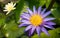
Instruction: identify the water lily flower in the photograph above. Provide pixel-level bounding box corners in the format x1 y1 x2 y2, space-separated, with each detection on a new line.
19 6 56 36
3 2 16 15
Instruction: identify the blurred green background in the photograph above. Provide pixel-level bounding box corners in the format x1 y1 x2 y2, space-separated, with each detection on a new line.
0 0 60 38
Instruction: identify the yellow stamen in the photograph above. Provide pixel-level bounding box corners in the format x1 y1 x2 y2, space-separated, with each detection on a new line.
30 14 43 26
6 5 15 11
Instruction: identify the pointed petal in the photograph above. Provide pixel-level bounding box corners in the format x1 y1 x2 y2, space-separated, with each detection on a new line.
44 18 55 21
14 3 16 6
36 26 41 35
3 10 8 11
21 12 30 19
38 6 42 14
21 12 30 17
27 8 33 15
19 23 28 27
11 2 13 5
33 6 36 14
41 27 49 36
31 26 36 35
44 25 55 29
20 19 27 22
6 11 10 15
13 8 16 10
41 8 46 15
20 20 30 24
29 29 31 36
21 14 30 20
43 11 51 18
25 25 32 31
45 22 56 25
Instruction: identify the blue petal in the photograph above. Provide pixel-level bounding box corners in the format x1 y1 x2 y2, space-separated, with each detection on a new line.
33 6 37 14
42 11 51 18
44 25 55 29
21 15 30 20
44 18 55 21
36 26 41 36
19 23 28 27
20 20 31 24
41 8 46 15
21 12 30 18
45 22 56 25
29 29 31 36
41 27 50 36
31 26 36 35
25 25 32 31
38 6 42 14
27 8 33 15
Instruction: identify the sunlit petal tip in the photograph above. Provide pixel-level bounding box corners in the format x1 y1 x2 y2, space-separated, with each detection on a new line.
33 6 36 12
38 6 42 9
13 8 16 9
14 3 16 6
6 12 10 15
3 10 7 11
38 6 42 14
27 8 33 15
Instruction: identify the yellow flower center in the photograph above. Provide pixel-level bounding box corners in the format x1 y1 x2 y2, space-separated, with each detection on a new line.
30 14 43 26
7 6 14 11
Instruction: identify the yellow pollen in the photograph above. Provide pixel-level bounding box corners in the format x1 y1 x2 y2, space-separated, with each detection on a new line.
7 6 14 11
30 14 43 26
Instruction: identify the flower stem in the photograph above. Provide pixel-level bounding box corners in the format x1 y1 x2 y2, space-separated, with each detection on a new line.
46 0 55 11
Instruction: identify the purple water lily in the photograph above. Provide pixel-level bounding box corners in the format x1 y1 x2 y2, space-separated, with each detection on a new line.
19 6 55 36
